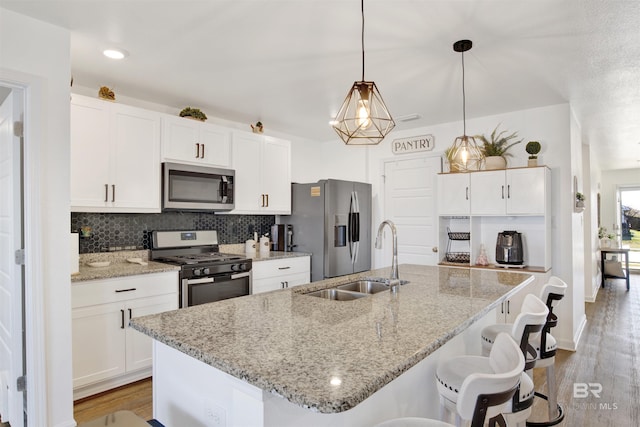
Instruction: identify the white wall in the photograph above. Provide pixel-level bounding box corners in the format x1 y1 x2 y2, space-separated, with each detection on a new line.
293 103 586 350
0 8 74 427
585 145 602 302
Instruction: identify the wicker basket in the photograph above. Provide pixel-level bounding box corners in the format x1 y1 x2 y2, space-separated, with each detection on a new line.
445 252 470 263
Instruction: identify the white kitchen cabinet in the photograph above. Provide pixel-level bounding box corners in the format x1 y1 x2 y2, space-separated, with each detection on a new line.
252 256 310 294
161 115 231 167
470 167 548 215
70 94 161 213
230 131 292 214
71 271 178 399
437 173 470 215
438 167 551 271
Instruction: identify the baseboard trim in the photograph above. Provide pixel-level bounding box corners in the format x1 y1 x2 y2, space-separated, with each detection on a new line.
73 369 151 401
557 313 587 351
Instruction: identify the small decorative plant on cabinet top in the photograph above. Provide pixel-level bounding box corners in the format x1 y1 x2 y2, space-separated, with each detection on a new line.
525 141 541 167
575 191 585 212
476 124 522 170
179 107 207 121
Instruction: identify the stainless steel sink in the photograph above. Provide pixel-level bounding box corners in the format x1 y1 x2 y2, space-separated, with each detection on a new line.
304 289 367 301
336 280 389 294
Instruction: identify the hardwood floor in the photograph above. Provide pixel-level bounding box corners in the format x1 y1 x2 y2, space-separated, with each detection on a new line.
73 274 639 427
74 378 152 425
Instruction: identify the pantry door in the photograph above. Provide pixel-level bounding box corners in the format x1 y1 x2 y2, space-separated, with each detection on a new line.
383 156 441 266
0 90 25 427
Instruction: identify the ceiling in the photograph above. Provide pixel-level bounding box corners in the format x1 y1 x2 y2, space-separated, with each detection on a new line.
3 0 640 170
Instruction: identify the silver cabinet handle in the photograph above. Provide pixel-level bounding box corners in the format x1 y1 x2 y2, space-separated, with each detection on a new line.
465 187 469 200
115 288 137 293
501 185 505 199
201 144 205 159
261 194 265 207
507 185 511 199
120 309 125 329
105 184 109 202
265 194 269 207
278 266 291 270
128 308 132 320
195 143 200 158
112 184 115 202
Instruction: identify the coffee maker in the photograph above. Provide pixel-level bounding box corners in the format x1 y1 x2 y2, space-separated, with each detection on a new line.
271 224 293 252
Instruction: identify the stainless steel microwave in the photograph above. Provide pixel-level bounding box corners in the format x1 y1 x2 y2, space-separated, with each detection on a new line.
162 162 235 211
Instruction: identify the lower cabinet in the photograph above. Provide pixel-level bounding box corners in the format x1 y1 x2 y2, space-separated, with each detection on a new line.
495 270 550 323
252 256 310 294
71 271 178 399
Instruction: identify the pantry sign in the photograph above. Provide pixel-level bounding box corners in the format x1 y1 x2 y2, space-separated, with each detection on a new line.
391 134 434 154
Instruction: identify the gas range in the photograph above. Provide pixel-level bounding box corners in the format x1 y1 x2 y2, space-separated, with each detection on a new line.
151 230 252 307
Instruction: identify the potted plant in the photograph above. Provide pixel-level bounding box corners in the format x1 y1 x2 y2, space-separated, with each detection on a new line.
525 141 541 167
179 107 207 121
598 226 615 248
476 125 522 170
444 146 459 173
575 192 586 212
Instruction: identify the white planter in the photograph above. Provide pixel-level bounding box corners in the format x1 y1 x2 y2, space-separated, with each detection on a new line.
600 238 611 248
527 158 538 167
484 156 506 170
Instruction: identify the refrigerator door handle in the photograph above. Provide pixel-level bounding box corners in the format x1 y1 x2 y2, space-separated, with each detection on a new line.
348 191 358 265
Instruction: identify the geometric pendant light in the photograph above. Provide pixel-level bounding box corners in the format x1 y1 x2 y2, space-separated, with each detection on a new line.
448 39 483 171
332 0 395 145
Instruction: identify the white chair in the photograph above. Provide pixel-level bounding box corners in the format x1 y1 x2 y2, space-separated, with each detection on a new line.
435 332 525 427
477 294 549 426
527 276 567 426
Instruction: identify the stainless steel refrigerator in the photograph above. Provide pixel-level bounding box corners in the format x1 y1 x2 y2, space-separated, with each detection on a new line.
286 179 371 282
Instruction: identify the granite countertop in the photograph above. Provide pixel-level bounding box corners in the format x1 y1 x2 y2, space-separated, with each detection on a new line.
72 250 180 282
129 264 533 413
219 243 311 262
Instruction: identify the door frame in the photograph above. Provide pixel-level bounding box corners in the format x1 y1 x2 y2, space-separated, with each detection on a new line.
1 76 47 427
376 153 443 268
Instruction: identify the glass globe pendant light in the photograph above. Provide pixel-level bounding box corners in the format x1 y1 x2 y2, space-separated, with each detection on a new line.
332 0 395 145
449 39 483 171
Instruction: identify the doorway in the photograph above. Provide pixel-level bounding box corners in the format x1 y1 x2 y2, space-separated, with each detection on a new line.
619 187 640 270
0 87 26 426
382 156 441 266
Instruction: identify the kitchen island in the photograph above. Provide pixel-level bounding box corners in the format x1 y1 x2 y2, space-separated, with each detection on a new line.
130 264 534 427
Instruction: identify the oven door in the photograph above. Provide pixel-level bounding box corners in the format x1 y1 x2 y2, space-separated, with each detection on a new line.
181 272 251 307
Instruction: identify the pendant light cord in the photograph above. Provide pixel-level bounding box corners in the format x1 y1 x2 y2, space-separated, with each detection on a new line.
461 49 466 136
361 0 365 81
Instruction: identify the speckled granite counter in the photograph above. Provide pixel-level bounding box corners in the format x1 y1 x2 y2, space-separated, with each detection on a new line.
130 264 532 415
219 243 311 262
72 250 180 282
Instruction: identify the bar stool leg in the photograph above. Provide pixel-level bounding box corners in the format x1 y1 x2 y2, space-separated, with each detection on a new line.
546 364 558 419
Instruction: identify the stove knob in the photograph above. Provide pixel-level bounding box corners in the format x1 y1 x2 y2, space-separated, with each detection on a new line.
203 268 210 275
239 264 247 271
230 264 238 271
193 268 202 276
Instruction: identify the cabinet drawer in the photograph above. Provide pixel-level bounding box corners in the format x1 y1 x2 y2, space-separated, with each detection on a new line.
72 272 178 308
252 256 310 280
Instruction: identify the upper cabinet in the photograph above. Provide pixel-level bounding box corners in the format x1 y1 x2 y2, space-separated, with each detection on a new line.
230 131 291 214
70 94 161 213
161 115 231 168
437 173 470 215
470 168 547 215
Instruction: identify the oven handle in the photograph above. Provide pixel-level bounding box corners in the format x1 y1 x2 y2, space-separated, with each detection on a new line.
231 272 251 280
186 277 215 284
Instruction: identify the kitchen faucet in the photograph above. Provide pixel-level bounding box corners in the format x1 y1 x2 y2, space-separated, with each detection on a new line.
375 220 399 292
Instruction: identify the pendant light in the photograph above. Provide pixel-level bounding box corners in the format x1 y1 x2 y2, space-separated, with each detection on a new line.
332 0 395 145
448 39 483 171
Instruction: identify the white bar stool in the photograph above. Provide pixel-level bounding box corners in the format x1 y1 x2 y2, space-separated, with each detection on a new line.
526 276 567 427
477 294 549 427
435 332 525 427
374 418 455 427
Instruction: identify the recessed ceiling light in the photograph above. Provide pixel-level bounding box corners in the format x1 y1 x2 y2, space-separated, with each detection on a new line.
103 48 128 60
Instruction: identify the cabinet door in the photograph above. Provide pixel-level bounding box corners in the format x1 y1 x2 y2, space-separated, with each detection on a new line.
231 132 263 212
252 277 284 294
470 170 506 215
506 168 546 215
72 301 126 388
111 104 161 212
70 96 111 210
199 123 231 167
261 137 291 213
437 173 470 215
125 293 178 372
161 116 201 164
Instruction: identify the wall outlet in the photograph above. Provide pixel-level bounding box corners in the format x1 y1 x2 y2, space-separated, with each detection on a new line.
204 399 226 427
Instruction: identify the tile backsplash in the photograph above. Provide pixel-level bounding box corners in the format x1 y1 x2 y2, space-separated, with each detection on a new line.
71 212 275 253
